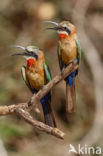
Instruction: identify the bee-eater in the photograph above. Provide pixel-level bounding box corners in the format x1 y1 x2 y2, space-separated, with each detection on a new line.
12 45 56 127
45 21 81 113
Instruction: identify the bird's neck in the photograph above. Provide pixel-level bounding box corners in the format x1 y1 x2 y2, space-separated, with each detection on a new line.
59 33 77 43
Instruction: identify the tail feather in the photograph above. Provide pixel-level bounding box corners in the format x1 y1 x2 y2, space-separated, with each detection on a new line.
66 80 76 113
41 95 56 127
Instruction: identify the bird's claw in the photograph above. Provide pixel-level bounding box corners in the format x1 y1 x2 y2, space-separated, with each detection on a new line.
61 68 65 75
72 61 75 66
71 60 77 66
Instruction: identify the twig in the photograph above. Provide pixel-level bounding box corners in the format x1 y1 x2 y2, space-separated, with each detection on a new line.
0 62 78 139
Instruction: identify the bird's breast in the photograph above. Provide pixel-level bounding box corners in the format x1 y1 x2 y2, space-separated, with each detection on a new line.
26 64 45 90
59 36 77 65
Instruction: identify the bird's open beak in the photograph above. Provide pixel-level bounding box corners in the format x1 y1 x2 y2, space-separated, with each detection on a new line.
11 45 28 57
44 20 61 30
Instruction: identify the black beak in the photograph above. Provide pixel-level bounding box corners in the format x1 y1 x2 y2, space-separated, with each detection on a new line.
11 52 28 57
44 20 61 31
46 27 60 30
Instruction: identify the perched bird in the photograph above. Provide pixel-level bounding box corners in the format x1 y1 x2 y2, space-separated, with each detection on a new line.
45 21 81 113
12 45 56 127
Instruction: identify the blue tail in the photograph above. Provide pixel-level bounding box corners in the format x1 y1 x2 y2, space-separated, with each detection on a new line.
63 58 78 86
65 70 77 112
40 92 56 127
31 88 56 127
63 58 78 112
40 92 51 118
66 70 77 86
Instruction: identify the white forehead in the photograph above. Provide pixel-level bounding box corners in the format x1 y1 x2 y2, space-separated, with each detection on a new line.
61 24 67 27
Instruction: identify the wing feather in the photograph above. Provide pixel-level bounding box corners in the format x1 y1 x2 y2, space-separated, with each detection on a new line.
76 39 82 65
21 66 37 93
43 62 52 83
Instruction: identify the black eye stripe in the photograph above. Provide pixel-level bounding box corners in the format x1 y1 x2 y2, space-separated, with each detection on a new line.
26 51 38 60
63 27 71 34
30 51 35 56
30 51 38 60
58 26 71 34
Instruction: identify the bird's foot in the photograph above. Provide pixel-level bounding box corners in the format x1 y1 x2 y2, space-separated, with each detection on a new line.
61 68 65 75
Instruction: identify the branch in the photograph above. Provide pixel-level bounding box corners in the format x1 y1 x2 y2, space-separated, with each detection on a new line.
0 103 27 116
0 103 39 116
16 108 64 139
0 62 78 139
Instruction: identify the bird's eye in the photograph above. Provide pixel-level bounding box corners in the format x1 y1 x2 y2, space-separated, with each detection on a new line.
30 51 34 54
63 27 71 34
64 27 67 30
30 51 36 56
31 51 38 60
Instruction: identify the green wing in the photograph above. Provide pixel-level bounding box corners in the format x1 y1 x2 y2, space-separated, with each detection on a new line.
57 44 63 70
76 39 82 65
21 66 33 92
43 62 52 83
43 62 52 98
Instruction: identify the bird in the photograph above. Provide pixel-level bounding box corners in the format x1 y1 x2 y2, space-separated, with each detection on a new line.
12 45 56 127
45 21 81 113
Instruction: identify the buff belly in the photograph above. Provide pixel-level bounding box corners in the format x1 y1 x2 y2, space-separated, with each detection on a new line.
59 38 77 65
61 46 77 65
26 70 45 90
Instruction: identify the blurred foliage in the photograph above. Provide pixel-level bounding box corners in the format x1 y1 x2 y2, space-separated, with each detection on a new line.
0 0 103 155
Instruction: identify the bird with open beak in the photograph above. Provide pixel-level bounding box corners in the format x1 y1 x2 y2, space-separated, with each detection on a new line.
12 45 56 127
45 21 81 113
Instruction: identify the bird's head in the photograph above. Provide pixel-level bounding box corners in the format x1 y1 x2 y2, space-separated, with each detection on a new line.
12 45 39 66
45 21 76 39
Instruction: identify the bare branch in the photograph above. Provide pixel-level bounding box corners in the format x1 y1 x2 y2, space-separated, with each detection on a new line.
0 103 27 115
16 108 65 139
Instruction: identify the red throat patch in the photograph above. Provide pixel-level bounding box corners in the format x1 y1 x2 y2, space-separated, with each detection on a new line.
27 59 35 66
59 33 67 39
